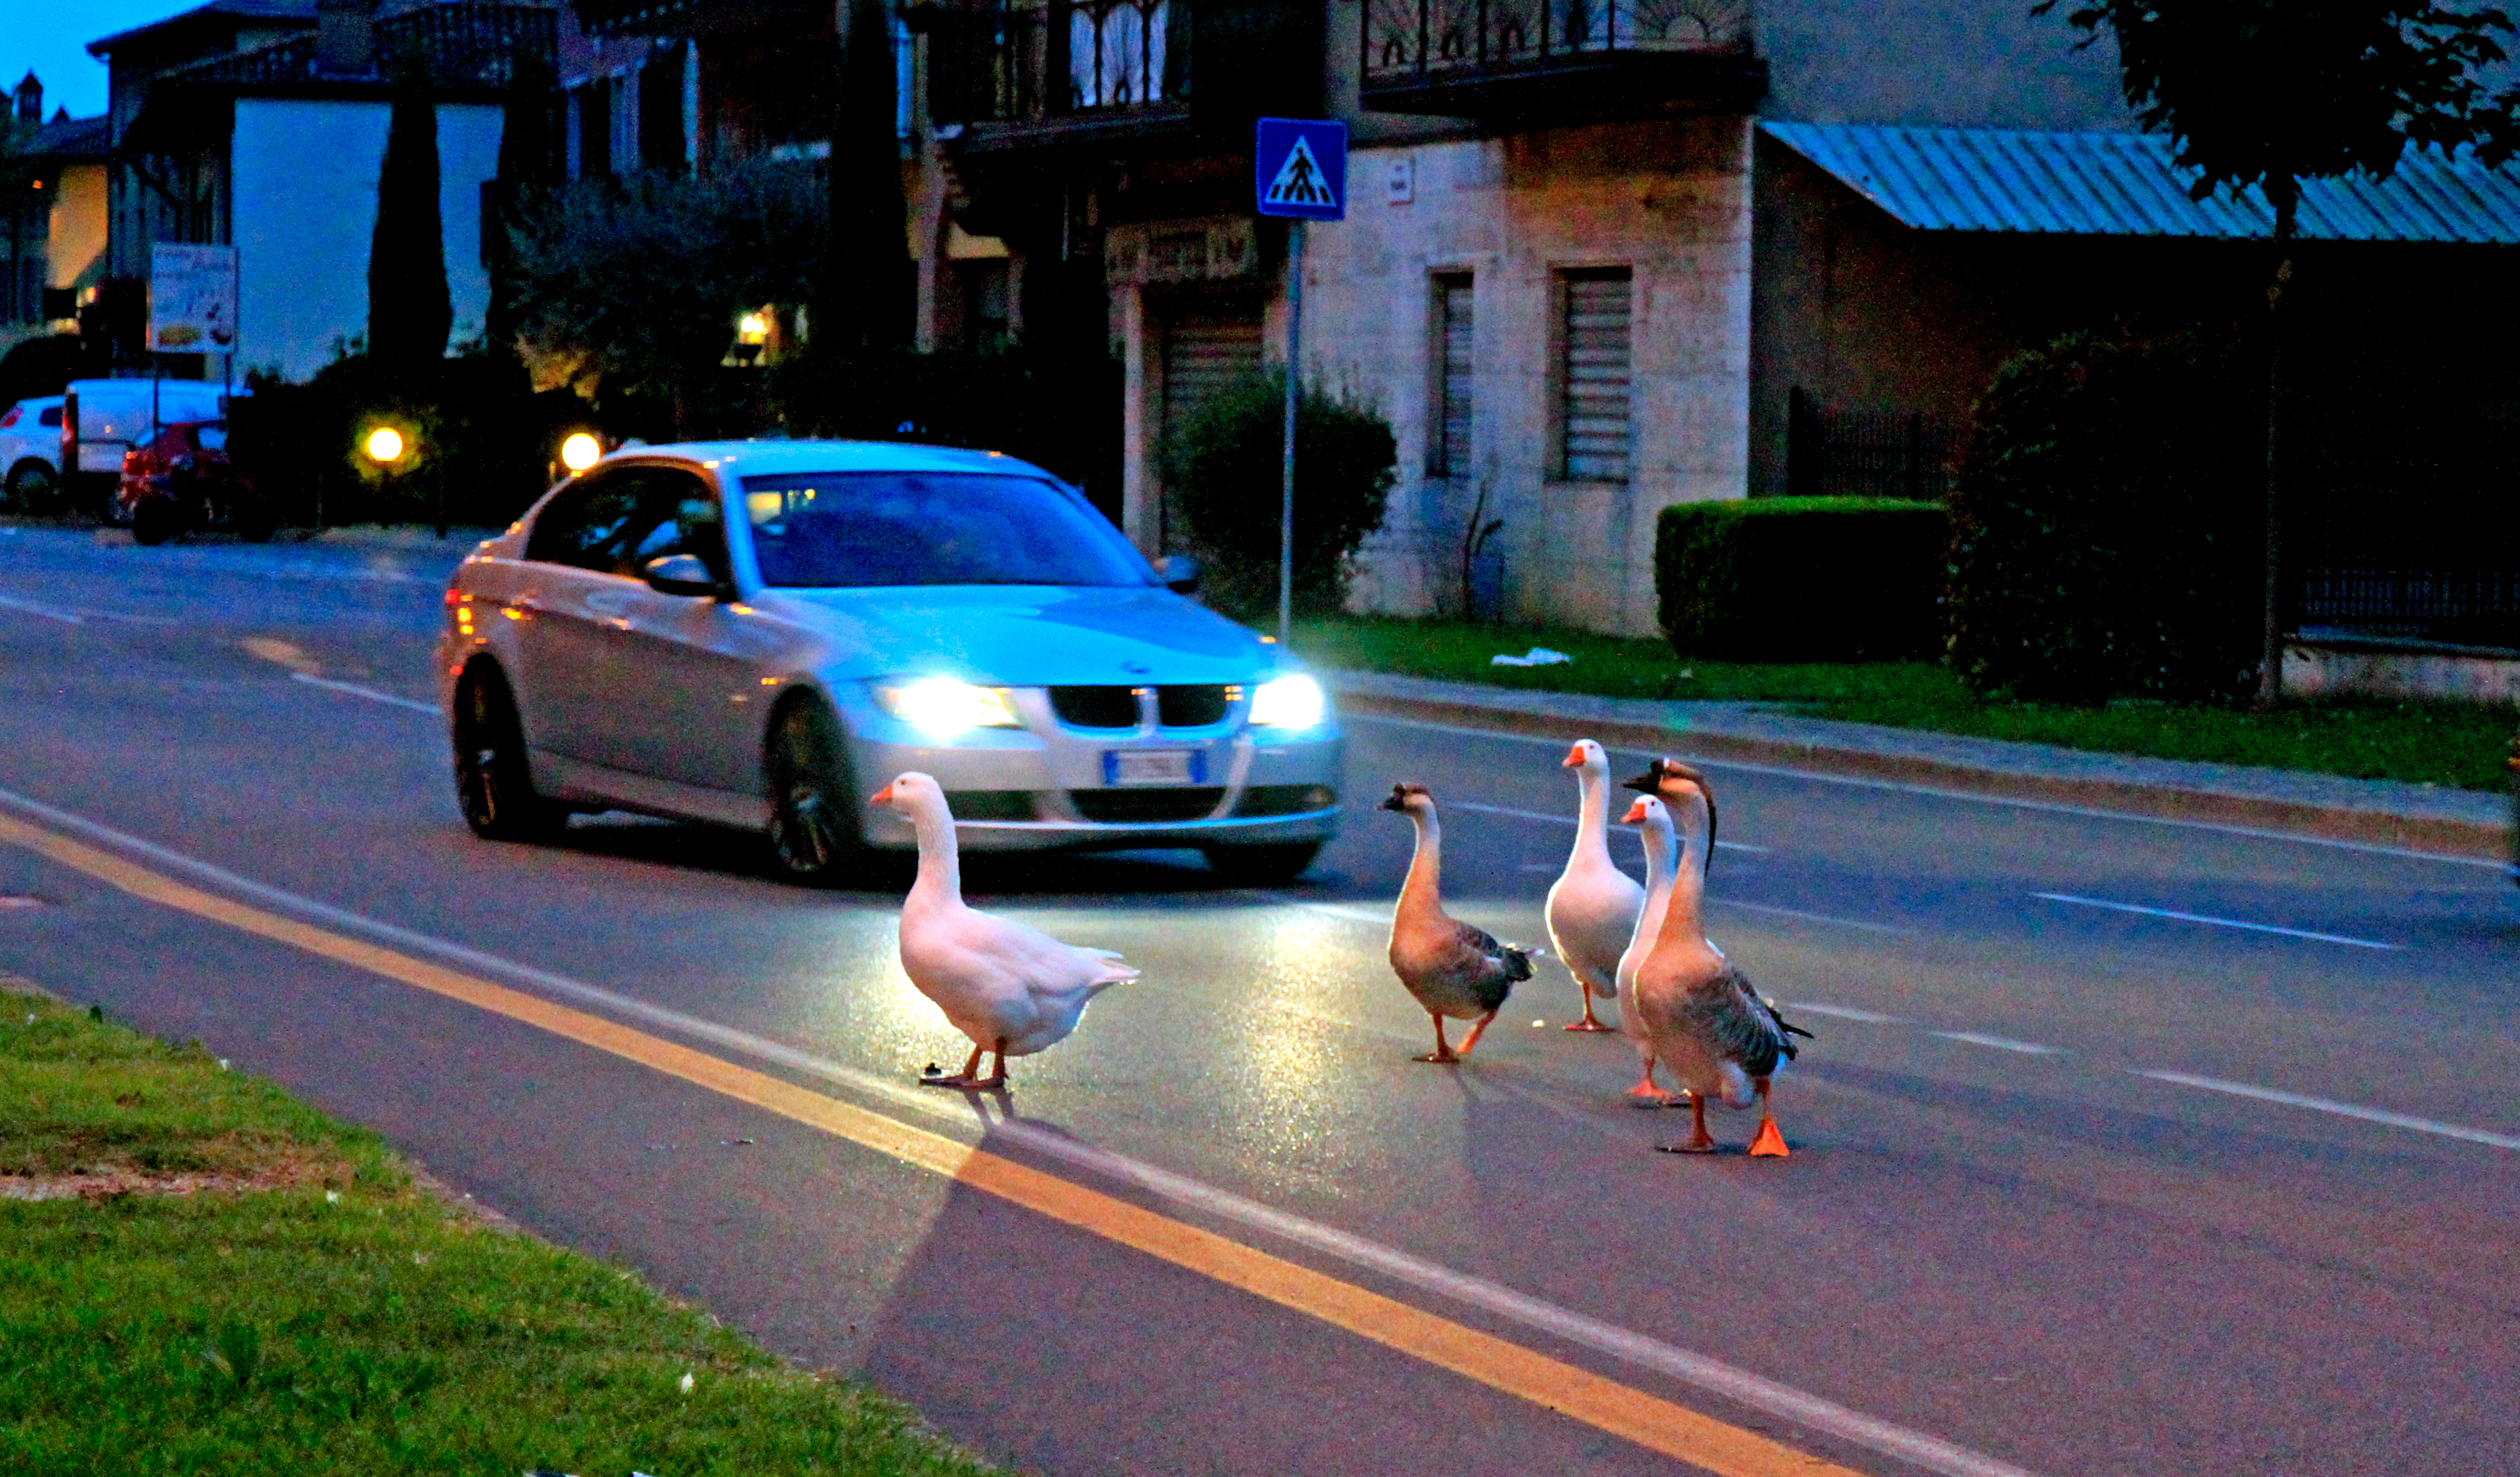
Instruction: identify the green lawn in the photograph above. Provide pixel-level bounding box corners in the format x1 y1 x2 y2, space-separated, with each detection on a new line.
1291 614 2520 793
0 983 999 1477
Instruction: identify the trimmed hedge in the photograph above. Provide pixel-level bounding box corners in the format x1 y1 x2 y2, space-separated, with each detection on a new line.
1945 330 2259 703
1655 496 1948 661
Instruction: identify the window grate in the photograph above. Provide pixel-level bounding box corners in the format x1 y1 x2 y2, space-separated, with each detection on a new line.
1431 274 1474 477
1559 268 1631 482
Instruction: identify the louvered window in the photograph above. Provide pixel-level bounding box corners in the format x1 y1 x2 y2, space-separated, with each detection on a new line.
1559 268 1632 482
1430 274 1473 478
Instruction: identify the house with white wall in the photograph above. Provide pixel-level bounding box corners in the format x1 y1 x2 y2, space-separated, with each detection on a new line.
86 0 552 382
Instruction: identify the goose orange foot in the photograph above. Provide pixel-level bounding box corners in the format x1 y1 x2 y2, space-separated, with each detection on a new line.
919 1041 1009 1090
1656 1097 1719 1153
1564 994 1616 1033
1625 1077 1680 1108
1747 1079 1790 1157
1412 1016 1461 1064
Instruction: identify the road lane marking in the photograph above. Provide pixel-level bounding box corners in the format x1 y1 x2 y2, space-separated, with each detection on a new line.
1450 800 1765 851
2133 1071 2520 1151
1347 714 2508 870
1931 1032 2065 1056
1785 1003 1905 1024
2031 893 2401 951
1716 899 1909 935
0 786 2042 1477
289 671 441 714
0 592 84 624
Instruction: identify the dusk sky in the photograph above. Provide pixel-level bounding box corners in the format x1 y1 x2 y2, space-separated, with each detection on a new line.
4 0 200 121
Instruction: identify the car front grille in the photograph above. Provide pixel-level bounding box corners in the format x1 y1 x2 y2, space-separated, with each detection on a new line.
944 790 1038 821
1156 684 1232 727
1049 685 1140 729
1233 784 1336 817
1068 787 1227 823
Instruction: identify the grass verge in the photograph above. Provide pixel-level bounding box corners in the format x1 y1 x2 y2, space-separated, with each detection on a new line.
1292 614 2519 793
0 980 999 1477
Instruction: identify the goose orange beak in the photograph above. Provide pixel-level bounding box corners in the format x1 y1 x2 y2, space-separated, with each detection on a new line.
1562 742 1586 767
1621 798 1650 824
869 783 896 804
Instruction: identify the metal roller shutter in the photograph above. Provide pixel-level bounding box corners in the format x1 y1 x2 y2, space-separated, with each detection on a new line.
1159 304 1265 451
1432 274 1473 478
1559 268 1631 482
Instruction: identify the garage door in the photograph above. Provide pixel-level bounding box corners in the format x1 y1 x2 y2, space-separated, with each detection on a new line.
1159 303 1265 452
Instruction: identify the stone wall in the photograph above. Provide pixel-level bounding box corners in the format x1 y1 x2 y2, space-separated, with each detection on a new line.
1302 116 1753 636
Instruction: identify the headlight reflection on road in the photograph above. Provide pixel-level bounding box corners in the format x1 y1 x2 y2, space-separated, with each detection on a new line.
875 678 1022 737
1250 674 1326 729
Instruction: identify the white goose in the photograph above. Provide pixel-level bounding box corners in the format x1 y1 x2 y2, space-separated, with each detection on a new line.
1626 763 1811 1155
1610 793 1683 1106
1381 782 1533 1063
1545 739 1645 1034
873 771 1138 1089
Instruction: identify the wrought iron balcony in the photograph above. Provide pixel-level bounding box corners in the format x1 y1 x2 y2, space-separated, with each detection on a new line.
1360 0 1764 118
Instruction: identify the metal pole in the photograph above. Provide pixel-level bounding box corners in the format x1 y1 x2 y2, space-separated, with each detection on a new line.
1278 218 1303 647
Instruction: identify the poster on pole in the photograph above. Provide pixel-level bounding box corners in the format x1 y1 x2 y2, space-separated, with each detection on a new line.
149 244 239 354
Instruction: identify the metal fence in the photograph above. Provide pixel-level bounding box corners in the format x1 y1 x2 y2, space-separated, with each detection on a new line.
1364 0 1750 79
2288 458 2520 647
1784 388 1956 503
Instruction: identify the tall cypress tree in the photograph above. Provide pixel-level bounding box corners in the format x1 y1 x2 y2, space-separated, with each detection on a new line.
819 0 911 358
369 53 453 373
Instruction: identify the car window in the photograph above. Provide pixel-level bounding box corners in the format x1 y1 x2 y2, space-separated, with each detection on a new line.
37 406 60 428
524 471 647 570
616 470 730 582
195 425 226 451
738 471 1150 588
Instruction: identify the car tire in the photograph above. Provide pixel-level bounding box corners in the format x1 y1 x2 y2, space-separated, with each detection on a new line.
452 664 566 844
3 459 56 513
764 696 866 886
1202 840 1325 886
129 498 178 546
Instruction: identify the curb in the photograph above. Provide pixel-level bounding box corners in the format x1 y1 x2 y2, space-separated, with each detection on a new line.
1328 679 2515 864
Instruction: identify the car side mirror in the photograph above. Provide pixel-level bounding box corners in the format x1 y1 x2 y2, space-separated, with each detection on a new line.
1152 553 1199 595
643 553 721 598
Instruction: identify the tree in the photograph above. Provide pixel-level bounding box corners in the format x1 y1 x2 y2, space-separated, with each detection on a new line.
2044 0 2520 705
821 0 912 357
368 55 453 374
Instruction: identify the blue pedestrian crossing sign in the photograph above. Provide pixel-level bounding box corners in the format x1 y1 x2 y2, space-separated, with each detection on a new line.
1255 118 1347 221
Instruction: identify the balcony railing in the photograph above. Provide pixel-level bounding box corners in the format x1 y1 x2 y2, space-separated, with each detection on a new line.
159 2 557 89
1361 0 1761 116
931 1 1185 129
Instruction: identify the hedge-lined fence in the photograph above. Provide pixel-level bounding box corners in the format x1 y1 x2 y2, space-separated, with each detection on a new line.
1655 496 1949 662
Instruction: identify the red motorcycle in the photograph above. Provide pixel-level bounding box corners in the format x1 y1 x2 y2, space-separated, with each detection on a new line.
117 420 275 546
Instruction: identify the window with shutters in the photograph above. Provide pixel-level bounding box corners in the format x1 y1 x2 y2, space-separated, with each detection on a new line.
1557 267 1632 482
1429 274 1473 479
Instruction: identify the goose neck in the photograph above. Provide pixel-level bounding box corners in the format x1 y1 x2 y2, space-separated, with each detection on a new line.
1570 765 1612 860
1655 792 1711 947
907 801 963 908
1398 810 1443 915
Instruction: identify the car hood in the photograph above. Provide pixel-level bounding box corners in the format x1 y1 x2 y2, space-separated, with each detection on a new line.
756 584 1283 685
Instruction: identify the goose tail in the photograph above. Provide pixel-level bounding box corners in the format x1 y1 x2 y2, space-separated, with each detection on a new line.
1500 945 1536 983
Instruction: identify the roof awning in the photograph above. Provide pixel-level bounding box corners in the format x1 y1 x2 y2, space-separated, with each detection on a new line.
1761 121 2520 244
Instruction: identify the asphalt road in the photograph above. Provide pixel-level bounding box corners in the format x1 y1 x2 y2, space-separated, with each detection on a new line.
3 523 2517 1477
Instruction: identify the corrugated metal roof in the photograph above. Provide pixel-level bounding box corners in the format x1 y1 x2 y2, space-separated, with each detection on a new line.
1761 121 2520 244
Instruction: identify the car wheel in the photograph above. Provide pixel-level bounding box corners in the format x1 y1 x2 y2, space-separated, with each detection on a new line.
452 664 566 843
1202 840 1325 886
3 460 56 513
764 697 865 884
129 498 178 546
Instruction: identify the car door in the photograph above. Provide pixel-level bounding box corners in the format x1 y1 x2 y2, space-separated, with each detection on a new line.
505 468 648 765
577 468 782 792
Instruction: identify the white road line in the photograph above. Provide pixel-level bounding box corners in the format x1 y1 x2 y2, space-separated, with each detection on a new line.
2135 1071 2520 1152
1346 712 2508 870
1282 899 1392 928
0 592 83 624
1932 1031 2065 1056
2032 892 2400 951
1716 898 1910 935
0 781 2044 1477
1784 1002 1906 1023
288 671 441 715
1448 799 1765 851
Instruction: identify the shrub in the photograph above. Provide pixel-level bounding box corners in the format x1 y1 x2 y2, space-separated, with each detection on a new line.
1157 370 1396 619
1654 496 1948 661
1945 330 2260 703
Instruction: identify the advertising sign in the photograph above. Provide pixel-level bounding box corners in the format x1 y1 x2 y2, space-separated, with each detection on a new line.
150 244 238 353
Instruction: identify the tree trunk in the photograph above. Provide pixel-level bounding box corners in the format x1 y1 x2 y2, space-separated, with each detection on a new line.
2253 192 2296 711
369 58 452 377
820 0 911 359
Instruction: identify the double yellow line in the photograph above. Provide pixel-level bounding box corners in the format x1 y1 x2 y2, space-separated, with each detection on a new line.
0 808 1870 1477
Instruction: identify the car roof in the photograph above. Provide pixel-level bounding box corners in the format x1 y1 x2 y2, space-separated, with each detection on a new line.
8 396 63 410
604 439 1062 483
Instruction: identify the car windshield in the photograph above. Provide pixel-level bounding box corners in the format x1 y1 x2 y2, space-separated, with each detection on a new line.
739 471 1150 589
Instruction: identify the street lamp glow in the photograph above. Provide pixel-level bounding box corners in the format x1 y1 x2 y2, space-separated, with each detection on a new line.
364 427 406 464
737 311 770 345
558 432 602 472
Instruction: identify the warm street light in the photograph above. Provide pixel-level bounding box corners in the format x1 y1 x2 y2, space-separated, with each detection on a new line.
738 312 769 344
364 427 406 465
559 432 603 473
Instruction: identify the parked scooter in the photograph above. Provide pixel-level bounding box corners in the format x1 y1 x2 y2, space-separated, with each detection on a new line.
117 420 275 546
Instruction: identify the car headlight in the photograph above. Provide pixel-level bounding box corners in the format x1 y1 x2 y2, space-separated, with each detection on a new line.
875 678 1022 737
1250 674 1326 729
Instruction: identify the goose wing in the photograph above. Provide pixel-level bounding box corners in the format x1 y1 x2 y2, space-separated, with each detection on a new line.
1692 966 1803 1078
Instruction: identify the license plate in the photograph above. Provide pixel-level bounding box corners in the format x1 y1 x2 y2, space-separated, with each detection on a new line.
1104 749 1200 786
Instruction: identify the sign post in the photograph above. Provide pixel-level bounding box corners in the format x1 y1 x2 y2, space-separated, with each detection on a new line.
1255 118 1347 647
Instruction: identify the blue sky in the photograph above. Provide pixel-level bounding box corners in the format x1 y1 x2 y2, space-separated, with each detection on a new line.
4 0 200 121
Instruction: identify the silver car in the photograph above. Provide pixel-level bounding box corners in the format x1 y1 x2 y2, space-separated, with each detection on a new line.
434 440 1342 883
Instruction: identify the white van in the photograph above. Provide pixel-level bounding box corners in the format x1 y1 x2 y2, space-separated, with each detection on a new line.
61 378 235 524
